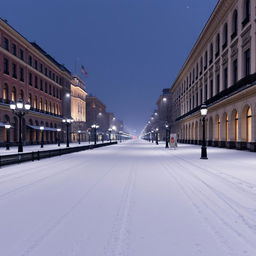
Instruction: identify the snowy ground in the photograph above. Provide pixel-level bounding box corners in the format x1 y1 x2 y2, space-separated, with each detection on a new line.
0 140 256 256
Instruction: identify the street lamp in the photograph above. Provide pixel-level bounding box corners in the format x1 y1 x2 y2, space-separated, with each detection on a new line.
78 130 81 144
151 130 154 143
91 124 99 145
200 104 208 159
40 126 44 148
165 122 169 148
62 118 74 147
4 123 11 150
10 100 31 152
57 128 61 147
155 128 159 145
112 126 117 141
108 128 112 143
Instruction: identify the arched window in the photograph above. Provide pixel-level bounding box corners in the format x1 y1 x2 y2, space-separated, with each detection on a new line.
11 87 16 102
45 100 48 111
225 115 229 141
3 83 9 101
246 107 252 142
217 117 220 141
19 90 24 100
232 10 238 38
243 0 250 26
39 98 43 110
235 112 239 141
34 96 38 109
223 23 228 49
29 93 32 104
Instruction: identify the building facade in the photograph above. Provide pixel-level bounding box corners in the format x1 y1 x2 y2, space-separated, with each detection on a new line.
70 76 87 142
0 18 72 146
170 0 256 151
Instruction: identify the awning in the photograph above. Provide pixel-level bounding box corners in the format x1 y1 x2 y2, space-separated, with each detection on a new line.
27 125 59 132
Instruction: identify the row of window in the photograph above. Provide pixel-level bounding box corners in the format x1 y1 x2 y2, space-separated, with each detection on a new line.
2 84 61 115
178 0 251 97
2 57 62 100
2 36 63 86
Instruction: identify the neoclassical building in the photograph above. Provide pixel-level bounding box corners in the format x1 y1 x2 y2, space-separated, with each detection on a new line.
70 76 87 142
171 0 256 151
0 18 72 146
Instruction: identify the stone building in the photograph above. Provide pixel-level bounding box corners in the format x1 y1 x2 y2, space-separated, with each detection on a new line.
0 18 72 146
170 0 256 151
70 76 87 142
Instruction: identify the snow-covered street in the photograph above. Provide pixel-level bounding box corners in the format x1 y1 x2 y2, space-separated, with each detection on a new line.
0 140 256 256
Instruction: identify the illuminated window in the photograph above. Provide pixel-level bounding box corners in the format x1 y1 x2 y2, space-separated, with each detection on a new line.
217 118 220 141
225 115 229 141
247 107 252 142
235 112 239 141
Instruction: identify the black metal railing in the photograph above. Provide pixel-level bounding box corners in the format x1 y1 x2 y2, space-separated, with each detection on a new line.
0 142 117 168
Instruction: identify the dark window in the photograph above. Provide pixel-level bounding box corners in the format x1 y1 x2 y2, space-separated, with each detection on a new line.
29 56 32 66
244 48 251 76
34 60 38 70
231 10 238 40
49 70 52 79
45 67 48 76
200 57 203 75
35 76 38 88
223 67 228 89
210 79 213 98
29 73 33 85
204 83 208 100
216 74 220 94
200 88 203 104
233 59 238 84
3 38 9 51
215 34 220 58
204 51 208 70
242 0 250 27
40 64 43 73
210 43 213 64
45 82 48 93
12 44 17 56
49 84 52 95
12 63 17 78
20 49 24 61
196 63 198 79
40 79 43 91
20 67 24 82
4 58 9 74
52 73 55 81
222 23 228 50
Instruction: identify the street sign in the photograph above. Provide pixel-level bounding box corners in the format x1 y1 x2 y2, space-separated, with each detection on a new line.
170 134 177 149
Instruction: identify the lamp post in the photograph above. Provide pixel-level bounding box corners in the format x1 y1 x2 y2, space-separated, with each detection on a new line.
4 123 11 150
57 128 61 147
155 128 159 145
108 128 112 143
10 100 31 152
88 131 91 144
151 130 154 143
78 130 81 144
200 104 208 159
62 118 74 147
165 122 169 148
91 124 99 145
40 126 44 148
112 126 117 141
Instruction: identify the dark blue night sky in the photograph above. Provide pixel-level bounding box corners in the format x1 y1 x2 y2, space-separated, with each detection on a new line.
0 0 217 134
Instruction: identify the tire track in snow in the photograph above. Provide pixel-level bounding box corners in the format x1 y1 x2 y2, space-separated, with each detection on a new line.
161 158 256 255
8 161 118 256
0 151 110 201
104 164 137 256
